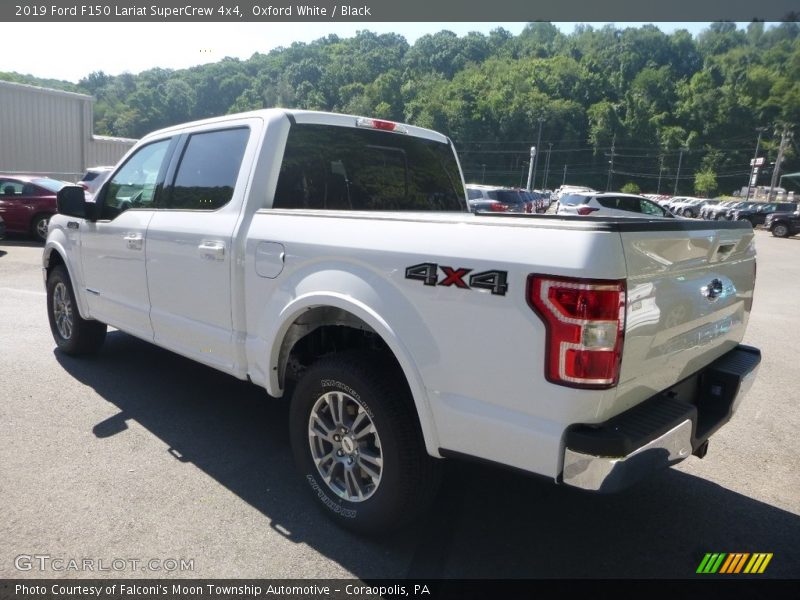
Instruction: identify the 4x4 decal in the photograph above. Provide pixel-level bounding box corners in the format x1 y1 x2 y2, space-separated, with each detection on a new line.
405 262 508 296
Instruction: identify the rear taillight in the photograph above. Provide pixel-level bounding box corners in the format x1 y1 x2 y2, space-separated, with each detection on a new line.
488 202 508 212
576 206 599 216
527 275 626 389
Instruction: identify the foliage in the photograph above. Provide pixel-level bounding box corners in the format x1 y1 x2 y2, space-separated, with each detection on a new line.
694 169 718 197
620 182 641 194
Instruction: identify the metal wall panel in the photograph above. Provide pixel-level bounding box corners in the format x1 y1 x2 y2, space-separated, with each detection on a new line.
0 81 136 181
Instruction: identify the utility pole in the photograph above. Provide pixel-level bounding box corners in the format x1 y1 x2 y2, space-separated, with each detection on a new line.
745 127 767 201
768 125 791 200
526 147 536 191
674 148 685 196
543 143 553 190
656 154 664 194
606 134 616 192
562 163 567 186
531 117 544 189
481 164 486 184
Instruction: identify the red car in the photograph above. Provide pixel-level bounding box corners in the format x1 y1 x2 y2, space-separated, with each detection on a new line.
0 175 70 242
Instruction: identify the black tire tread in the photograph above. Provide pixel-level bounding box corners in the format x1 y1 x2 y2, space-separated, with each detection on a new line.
47 265 106 355
290 350 441 534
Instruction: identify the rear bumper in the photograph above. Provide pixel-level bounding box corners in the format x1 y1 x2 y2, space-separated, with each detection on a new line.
562 344 761 492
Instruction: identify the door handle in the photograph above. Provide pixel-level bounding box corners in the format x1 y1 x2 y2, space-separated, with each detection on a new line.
198 240 225 261
123 232 143 250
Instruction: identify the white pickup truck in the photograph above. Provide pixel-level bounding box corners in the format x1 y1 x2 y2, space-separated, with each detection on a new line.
44 109 761 533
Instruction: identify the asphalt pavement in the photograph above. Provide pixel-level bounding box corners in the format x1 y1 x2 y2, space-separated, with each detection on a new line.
0 231 798 579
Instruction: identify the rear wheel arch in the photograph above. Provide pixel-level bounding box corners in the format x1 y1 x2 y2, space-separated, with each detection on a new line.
271 301 440 457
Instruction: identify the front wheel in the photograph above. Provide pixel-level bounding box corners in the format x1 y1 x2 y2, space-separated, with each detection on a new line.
684 209 695 218
46 265 107 355
32 214 51 242
772 223 790 238
289 352 441 534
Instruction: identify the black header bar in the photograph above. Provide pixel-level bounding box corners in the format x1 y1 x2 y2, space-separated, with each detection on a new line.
3 0 799 22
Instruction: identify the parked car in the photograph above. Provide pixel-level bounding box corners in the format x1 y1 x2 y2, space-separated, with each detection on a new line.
553 185 595 202
702 200 740 220
466 184 527 213
682 199 719 219
0 175 70 241
765 210 800 238
669 197 709 216
77 166 114 197
0 215 5 240
556 192 673 218
721 201 759 220
732 202 798 226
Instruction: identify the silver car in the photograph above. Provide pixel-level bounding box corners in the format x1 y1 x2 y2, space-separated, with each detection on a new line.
556 192 673 218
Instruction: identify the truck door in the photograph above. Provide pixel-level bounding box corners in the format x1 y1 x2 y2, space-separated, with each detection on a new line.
80 139 173 340
145 125 252 372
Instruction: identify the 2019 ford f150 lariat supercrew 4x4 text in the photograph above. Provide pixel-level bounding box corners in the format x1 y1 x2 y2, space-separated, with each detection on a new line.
44 109 760 533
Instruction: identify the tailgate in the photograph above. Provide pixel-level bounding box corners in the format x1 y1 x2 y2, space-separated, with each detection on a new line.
614 221 756 414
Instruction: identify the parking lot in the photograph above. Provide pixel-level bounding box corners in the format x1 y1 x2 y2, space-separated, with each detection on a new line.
1 230 798 580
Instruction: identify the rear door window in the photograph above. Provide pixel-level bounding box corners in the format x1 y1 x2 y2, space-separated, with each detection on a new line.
164 127 250 210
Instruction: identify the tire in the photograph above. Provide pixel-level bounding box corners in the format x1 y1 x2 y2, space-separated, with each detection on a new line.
684 209 694 218
289 351 441 534
32 214 52 242
772 223 790 238
46 265 107 355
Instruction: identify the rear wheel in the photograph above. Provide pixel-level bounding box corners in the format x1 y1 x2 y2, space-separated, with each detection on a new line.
772 223 790 238
46 265 107 355
684 209 695 218
289 351 441 534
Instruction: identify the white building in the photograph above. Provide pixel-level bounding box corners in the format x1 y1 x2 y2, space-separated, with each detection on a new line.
0 80 136 181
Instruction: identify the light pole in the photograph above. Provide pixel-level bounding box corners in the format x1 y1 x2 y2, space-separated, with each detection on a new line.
745 127 767 201
526 146 536 191
519 161 529 189
606 133 616 192
562 163 567 186
481 163 486 184
657 154 664 194
543 143 553 191
673 148 685 196
531 117 544 189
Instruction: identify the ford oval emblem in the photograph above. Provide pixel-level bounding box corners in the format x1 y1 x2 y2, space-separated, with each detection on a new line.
701 278 724 302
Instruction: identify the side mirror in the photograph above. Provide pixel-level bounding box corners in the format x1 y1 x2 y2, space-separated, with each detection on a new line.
57 186 98 221
57 186 86 218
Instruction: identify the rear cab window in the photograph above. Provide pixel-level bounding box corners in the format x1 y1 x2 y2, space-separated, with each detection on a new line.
273 124 466 211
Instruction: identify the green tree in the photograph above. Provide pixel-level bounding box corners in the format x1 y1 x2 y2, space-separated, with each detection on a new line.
694 169 718 197
621 182 641 194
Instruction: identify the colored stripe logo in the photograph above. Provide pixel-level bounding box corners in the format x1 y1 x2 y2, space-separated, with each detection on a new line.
696 553 773 574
